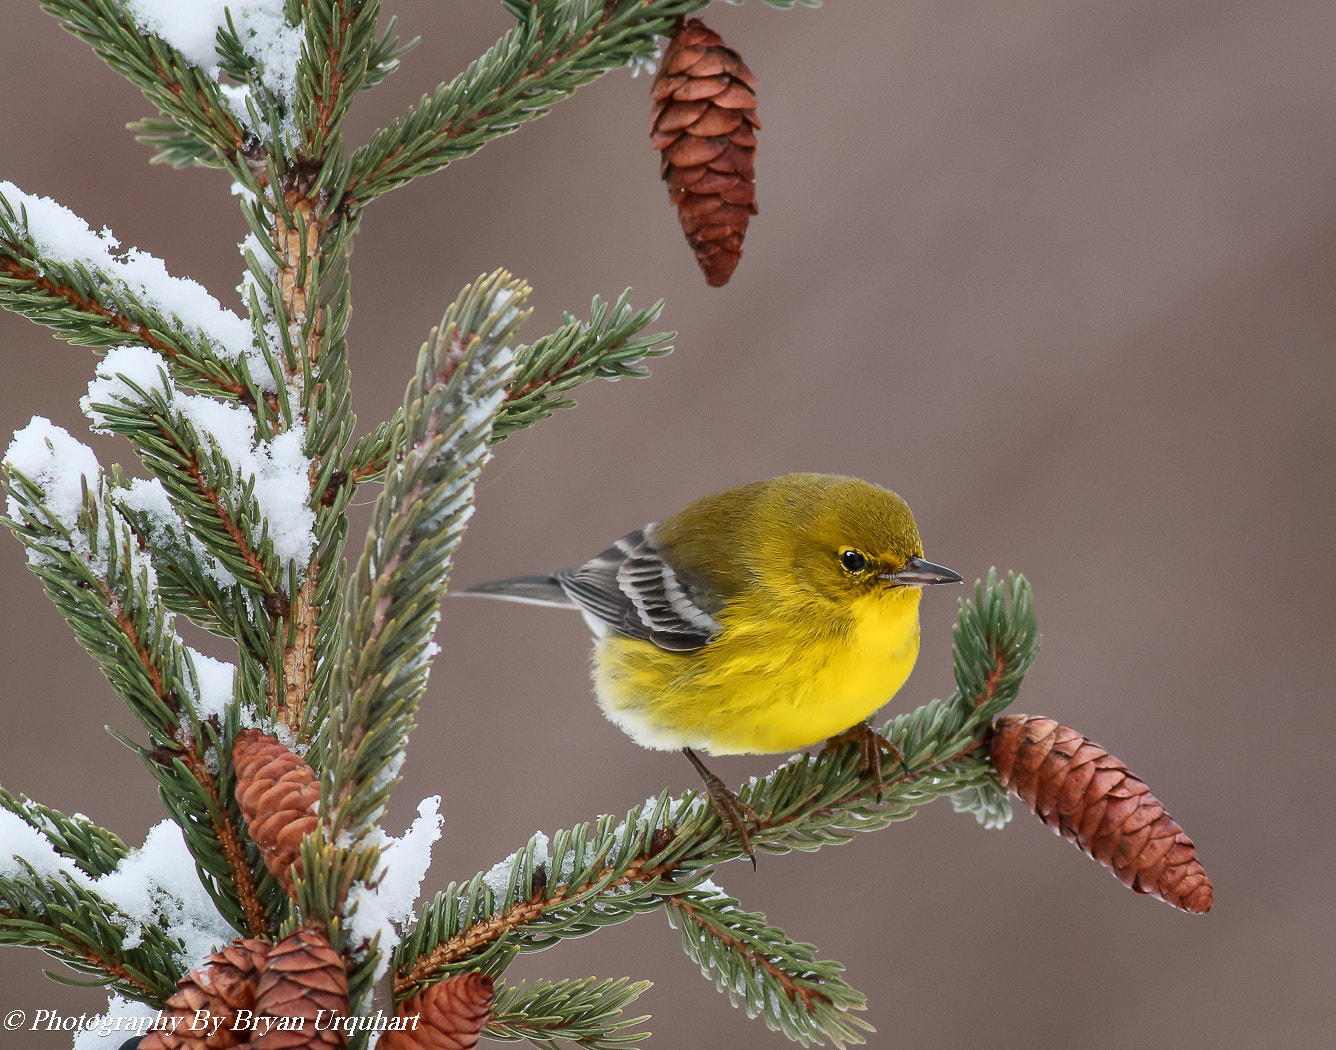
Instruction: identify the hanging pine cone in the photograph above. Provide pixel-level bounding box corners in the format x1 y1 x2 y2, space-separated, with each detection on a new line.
650 18 758 286
380 974 495 1050
252 926 350 1048
140 938 269 1049
233 728 320 894
990 715 1214 914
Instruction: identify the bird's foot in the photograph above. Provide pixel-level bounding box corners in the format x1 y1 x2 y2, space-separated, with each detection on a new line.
824 722 905 802
682 747 759 867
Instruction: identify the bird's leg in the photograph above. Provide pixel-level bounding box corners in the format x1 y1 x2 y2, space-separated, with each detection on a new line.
682 747 758 866
824 721 905 802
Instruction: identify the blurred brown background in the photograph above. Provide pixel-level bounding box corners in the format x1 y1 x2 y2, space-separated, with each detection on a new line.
2 2 1334 1047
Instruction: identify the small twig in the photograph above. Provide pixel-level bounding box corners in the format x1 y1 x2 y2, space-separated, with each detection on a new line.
155 422 278 597
0 257 248 397
95 572 268 936
0 911 162 997
664 895 828 1012
173 739 268 936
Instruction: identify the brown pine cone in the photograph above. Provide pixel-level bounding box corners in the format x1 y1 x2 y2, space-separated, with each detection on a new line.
990 714 1213 914
380 974 495 1050
233 728 320 894
141 938 269 1049
252 926 350 1048
650 18 759 286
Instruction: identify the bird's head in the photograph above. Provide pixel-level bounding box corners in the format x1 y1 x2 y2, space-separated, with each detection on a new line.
655 473 962 616
778 475 962 606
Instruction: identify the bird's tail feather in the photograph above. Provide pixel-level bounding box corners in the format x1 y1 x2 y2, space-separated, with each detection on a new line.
458 575 575 608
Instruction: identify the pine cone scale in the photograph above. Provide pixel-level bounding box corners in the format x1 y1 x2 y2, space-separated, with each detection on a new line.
254 927 350 1049
662 134 730 168
689 107 744 136
654 99 712 130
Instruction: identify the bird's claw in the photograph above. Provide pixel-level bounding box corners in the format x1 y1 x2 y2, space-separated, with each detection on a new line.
683 747 759 866
824 722 906 802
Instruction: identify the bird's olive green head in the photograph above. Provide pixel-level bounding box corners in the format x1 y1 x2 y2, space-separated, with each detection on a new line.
656 473 961 613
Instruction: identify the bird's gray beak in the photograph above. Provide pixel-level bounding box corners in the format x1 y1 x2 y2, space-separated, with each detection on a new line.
880 556 964 587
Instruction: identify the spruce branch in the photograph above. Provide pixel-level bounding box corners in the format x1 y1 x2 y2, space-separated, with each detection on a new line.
344 290 673 481
342 418 400 484
80 362 291 607
495 290 674 442
2 438 267 937
0 791 128 881
486 976 653 1048
343 0 705 207
320 271 527 847
128 114 227 169
393 802 699 994
295 0 384 157
0 184 256 398
41 0 249 162
0 809 245 1001
665 885 872 1049
0 866 177 1001
113 476 268 651
153 714 271 939
232 176 358 729
4 450 194 744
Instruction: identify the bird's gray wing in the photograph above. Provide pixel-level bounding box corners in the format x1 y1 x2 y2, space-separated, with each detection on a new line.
555 527 721 651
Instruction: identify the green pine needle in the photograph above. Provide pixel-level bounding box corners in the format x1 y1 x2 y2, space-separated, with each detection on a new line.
488 976 653 1048
666 884 872 1048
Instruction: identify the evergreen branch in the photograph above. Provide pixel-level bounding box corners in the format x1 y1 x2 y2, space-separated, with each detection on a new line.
950 774 1013 830
487 976 653 1048
156 721 270 938
2 443 266 937
40 0 249 161
393 801 697 994
397 574 1039 995
0 254 248 396
296 0 382 157
231 184 356 732
665 886 871 1049
494 291 674 442
113 476 269 651
362 15 417 91
342 419 398 483
0 187 255 398
290 832 384 984
82 357 304 605
0 864 181 1001
4 460 187 743
341 290 672 480
127 114 225 169
0 790 128 880
343 0 703 206
321 271 527 845
233 170 355 441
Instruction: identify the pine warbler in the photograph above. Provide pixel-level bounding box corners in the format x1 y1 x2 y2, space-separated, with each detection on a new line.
466 472 961 857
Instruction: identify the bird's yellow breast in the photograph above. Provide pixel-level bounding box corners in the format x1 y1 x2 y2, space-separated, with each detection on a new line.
591 587 923 754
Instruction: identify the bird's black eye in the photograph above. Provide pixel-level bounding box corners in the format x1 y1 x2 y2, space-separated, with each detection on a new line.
839 549 867 573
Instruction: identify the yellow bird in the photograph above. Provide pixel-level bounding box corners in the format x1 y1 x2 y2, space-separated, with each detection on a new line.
465 472 962 857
